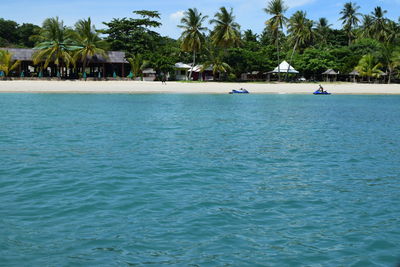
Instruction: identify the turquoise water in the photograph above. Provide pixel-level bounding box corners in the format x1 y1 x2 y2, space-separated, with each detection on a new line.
1 94 399 266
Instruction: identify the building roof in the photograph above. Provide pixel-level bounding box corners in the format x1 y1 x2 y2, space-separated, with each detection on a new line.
0 48 128 63
174 62 192 69
142 68 156 74
190 65 213 72
270 61 299 74
322 69 338 75
349 70 359 76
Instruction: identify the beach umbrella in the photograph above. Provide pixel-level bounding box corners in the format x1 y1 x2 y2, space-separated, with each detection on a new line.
83 72 87 79
57 71 61 78
0 71 4 77
38 71 43 78
127 71 133 79
98 72 101 79
113 72 117 78
20 71 25 78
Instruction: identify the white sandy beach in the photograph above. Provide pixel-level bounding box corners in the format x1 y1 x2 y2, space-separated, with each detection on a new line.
1 80 400 94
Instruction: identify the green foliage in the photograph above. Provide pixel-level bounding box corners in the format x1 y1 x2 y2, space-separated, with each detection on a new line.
294 48 337 77
355 54 383 81
72 18 108 69
0 49 21 76
101 10 162 55
210 7 241 48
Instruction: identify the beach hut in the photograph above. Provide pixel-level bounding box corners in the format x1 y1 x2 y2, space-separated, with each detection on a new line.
142 68 157 81
349 70 359 83
322 69 338 82
174 62 192 80
267 61 299 81
0 47 128 78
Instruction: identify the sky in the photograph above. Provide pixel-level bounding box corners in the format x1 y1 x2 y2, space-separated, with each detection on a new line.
1 0 399 38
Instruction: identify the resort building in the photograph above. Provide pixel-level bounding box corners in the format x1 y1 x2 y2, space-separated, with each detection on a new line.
174 62 192 81
1 48 129 78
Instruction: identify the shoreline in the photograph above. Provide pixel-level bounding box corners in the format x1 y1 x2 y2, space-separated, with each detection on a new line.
1 80 400 95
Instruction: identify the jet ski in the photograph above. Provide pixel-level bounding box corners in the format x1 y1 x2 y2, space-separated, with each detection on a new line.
229 88 249 94
313 90 331 95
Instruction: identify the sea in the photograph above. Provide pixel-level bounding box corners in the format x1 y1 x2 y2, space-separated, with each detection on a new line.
0 93 399 266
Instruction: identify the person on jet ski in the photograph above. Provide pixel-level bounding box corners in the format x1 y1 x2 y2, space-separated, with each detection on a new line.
318 84 324 93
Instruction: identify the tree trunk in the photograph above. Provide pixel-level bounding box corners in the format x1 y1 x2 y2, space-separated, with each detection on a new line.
286 40 298 81
276 36 281 82
188 50 196 81
388 67 392 84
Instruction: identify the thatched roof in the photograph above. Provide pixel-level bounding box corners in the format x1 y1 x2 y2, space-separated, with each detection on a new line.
349 70 359 76
0 48 128 63
322 69 338 75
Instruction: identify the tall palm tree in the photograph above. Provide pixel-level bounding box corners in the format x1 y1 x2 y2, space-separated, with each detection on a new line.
315 18 332 45
127 54 148 80
210 7 241 49
381 45 400 83
264 0 288 81
72 17 108 77
178 8 208 80
359 15 374 39
370 6 388 42
287 11 314 79
339 2 361 46
0 50 21 77
355 54 383 82
32 17 80 77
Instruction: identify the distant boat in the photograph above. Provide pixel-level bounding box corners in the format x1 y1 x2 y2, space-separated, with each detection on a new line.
229 88 249 94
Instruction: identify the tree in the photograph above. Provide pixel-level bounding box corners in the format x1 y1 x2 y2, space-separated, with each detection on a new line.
0 18 19 46
264 0 288 81
359 15 374 39
102 10 162 56
339 2 361 45
381 45 400 83
210 7 241 49
127 54 148 79
72 17 108 75
18 23 41 47
0 50 21 77
355 54 383 82
202 49 232 81
315 18 332 46
370 6 388 42
32 17 79 76
287 11 314 79
178 8 208 80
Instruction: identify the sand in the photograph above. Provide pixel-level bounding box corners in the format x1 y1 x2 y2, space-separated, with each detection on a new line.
1 80 400 94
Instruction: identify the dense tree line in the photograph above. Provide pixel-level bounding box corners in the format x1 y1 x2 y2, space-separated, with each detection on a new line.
1 0 399 82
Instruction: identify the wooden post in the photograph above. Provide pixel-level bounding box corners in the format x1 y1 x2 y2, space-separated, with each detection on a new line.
121 63 125 78
103 63 106 78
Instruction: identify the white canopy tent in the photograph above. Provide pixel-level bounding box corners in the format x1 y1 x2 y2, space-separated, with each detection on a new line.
270 61 299 74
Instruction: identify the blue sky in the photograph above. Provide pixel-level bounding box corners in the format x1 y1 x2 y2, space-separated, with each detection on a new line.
1 0 399 38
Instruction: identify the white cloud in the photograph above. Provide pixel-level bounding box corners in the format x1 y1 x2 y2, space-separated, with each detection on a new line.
170 10 185 21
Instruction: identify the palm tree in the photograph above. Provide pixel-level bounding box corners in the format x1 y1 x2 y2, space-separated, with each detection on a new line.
339 2 361 45
315 18 332 45
355 54 383 82
359 15 374 39
178 8 208 80
0 50 21 77
264 0 288 81
381 45 400 83
287 11 314 79
210 7 241 49
127 54 148 80
370 6 388 42
32 17 80 77
72 17 108 77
